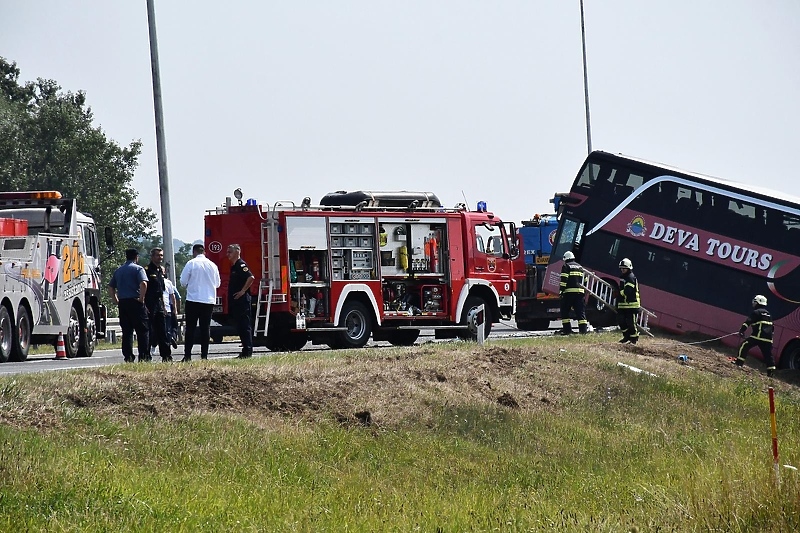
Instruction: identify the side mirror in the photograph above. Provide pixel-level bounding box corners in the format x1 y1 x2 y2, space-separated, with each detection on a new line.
104 227 114 255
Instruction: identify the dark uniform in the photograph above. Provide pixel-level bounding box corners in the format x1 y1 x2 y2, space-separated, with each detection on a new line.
617 270 640 344
559 259 588 334
736 302 775 375
229 257 255 357
145 262 172 361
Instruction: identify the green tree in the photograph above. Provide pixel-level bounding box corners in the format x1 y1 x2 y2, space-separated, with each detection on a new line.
0 57 157 315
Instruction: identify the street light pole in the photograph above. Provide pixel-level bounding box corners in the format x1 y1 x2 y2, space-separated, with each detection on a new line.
146 0 176 282
579 0 593 154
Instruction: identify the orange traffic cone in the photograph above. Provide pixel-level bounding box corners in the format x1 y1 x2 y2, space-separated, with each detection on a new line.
55 333 67 359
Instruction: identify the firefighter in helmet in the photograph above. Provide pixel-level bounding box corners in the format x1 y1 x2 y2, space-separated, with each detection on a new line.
736 294 776 376
559 251 588 334
617 258 640 344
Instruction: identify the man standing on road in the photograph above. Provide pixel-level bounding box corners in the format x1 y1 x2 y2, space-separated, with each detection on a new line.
108 248 150 363
179 244 220 362
145 247 172 362
559 251 588 335
227 244 255 358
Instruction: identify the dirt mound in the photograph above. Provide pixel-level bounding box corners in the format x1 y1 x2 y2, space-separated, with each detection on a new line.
2 335 796 431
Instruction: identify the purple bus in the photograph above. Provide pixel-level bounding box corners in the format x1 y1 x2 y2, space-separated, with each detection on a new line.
543 151 800 368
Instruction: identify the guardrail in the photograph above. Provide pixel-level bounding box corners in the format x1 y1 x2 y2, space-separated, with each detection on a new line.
104 315 186 343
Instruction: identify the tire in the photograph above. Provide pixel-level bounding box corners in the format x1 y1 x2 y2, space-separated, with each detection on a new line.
586 295 617 328
11 305 31 362
458 296 492 340
336 301 372 349
0 306 12 363
78 303 96 358
387 329 420 346
779 343 800 370
64 304 81 359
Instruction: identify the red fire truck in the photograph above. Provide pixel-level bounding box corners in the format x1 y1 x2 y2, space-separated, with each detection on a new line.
204 191 519 350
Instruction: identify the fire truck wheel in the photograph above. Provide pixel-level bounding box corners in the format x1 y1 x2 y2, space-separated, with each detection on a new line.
337 301 373 349
0 306 12 363
11 305 31 362
78 303 96 358
458 296 492 340
387 330 420 346
64 303 82 359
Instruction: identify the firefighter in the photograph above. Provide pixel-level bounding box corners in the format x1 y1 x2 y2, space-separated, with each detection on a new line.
736 294 776 376
227 244 255 358
617 258 640 344
559 251 588 334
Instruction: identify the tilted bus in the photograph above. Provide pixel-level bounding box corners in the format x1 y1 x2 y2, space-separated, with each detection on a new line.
542 151 800 369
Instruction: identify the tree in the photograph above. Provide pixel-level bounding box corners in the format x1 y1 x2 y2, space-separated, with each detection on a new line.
0 57 158 315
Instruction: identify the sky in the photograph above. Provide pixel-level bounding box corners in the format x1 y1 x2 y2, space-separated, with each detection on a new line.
2 1 799 242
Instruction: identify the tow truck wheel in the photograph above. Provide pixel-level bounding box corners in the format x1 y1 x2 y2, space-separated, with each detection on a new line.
11 305 31 362
64 303 81 359
458 296 492 340
0 306 12 363
387 330 420 346
78 303 96 358
336 301 372 349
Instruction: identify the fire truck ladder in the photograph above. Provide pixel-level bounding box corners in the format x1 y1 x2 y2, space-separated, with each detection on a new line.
254 219 281 337
581 269 656 337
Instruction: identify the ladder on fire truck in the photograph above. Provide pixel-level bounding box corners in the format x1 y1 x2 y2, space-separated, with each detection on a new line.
253 219 283 337
581 269 656 336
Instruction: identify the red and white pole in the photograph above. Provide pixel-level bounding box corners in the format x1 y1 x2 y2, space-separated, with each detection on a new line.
769 387 780 484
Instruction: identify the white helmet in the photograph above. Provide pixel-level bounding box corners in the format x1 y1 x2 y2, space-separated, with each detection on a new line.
619 258 633 269
753 294 767 306
563 251 575 261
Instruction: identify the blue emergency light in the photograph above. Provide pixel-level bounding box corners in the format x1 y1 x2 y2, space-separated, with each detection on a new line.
476 201 487 212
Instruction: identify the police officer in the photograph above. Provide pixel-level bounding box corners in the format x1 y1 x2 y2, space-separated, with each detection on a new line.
559 251 588 335
108 248 150 362
736 294 776 376
227 244 255 358
145 247 172 362
617 258 640 344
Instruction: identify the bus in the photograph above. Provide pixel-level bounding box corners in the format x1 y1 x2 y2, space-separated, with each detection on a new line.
542 151 800 369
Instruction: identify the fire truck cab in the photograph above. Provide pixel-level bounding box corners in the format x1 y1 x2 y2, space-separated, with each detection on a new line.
204 191 518 350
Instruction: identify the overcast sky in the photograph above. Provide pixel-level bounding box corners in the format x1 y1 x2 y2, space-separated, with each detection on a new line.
3 1 799 241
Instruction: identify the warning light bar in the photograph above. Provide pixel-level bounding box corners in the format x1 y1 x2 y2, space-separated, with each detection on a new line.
0 191 63 200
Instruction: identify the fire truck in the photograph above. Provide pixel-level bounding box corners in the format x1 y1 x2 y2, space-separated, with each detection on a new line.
204 190 519 350
0 191 111 362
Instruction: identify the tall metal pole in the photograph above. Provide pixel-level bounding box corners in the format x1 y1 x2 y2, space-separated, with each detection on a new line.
579 0 593 154
146 0 176 282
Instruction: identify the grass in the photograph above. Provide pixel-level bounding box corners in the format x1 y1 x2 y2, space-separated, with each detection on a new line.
2 333 800 531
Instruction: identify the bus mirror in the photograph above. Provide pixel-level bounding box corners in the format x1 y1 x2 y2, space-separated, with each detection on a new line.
104 226 114 255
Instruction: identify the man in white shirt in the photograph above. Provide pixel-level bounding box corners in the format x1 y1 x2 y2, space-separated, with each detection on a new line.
179 243 220 361
163 276 180 350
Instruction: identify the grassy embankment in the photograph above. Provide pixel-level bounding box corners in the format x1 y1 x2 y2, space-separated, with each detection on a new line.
2 332 799 531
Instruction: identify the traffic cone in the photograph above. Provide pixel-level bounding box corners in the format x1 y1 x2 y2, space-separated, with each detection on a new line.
55 333 67 359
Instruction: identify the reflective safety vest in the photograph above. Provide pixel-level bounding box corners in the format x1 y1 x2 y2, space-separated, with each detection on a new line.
740 307 773 343
617 271 640 310
560 260 585 295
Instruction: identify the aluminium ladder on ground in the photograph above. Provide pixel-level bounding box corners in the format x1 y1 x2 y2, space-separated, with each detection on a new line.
253 219 283 337
580 269 656 337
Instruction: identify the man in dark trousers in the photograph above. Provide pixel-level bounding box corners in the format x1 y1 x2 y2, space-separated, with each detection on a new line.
145 247 172 362
617 258 640 344
227 244 255 358
179 243 220 361
559 251 588 335
108 248 150 362
736 294 776 376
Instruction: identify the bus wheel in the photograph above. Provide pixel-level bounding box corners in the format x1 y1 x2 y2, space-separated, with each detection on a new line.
78 303 96 358
336 301 372 349
65 304 82 358
458 296 492 340
0 306 12 363
586 296 616 328
780 343 800 370
11 305 31 362
387 329 420 346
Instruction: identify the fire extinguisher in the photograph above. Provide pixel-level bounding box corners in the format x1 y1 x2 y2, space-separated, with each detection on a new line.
312 257 320 281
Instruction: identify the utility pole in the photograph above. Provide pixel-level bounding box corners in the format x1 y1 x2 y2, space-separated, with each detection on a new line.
579 0 593 154
146 0 176 282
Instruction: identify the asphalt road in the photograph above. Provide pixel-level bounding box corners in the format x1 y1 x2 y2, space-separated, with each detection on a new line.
0 320 561 376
